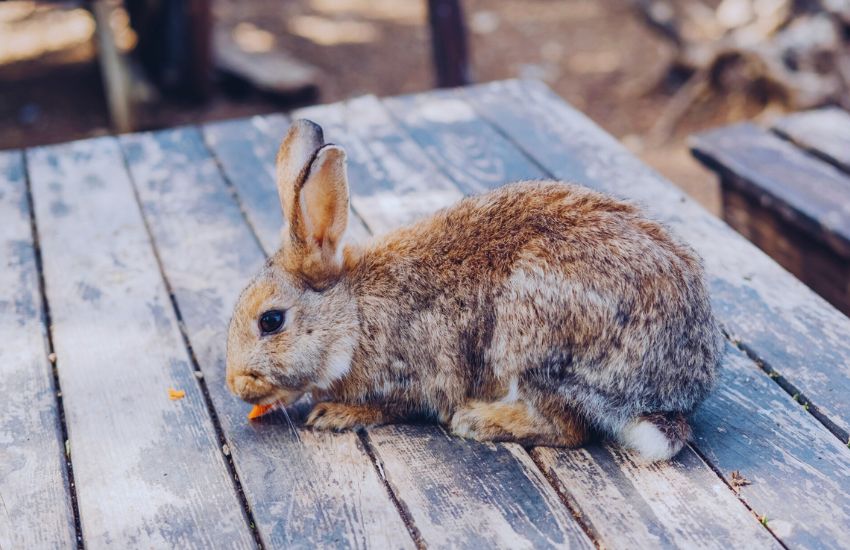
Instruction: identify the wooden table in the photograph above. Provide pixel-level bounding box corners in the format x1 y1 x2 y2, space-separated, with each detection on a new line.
3 80 850 549
692 108 850 317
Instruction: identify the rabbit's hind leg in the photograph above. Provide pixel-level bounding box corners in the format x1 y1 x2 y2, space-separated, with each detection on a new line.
449 400 588 447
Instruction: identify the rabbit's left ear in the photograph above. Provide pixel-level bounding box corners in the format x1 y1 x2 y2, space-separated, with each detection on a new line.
286 144 350 286
276 119 325 223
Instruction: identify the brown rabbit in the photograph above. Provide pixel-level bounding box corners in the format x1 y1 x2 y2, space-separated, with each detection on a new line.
226 120 722 461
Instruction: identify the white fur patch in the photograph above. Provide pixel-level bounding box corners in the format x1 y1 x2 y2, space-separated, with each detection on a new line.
315 338 355 389
619 419 680 462
501 377 519 402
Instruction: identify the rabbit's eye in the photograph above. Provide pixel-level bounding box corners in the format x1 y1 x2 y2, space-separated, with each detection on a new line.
258 310 285 335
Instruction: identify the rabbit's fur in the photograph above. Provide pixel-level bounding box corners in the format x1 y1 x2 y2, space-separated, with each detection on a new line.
226 120 722 461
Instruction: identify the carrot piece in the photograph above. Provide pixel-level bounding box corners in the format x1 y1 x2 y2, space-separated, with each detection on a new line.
248 403 275 420
168 388 185 400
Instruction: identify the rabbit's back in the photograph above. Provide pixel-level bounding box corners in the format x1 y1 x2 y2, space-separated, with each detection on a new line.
350 180 720 433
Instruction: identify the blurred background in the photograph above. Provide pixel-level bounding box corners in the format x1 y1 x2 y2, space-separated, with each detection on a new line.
2 0 849 215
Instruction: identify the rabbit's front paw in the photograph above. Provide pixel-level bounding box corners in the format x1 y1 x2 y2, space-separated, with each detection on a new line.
306 402 384 431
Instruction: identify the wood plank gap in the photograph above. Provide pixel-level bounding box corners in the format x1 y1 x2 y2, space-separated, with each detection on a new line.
379 97 500 196
732 336 848 445
685 441 789 549
197 128 273 260
114 142 264 550
770 126 850 178
21 149 85 550
526 452 603 549
465 91 850 450
771 108 850 175
355 430 426 550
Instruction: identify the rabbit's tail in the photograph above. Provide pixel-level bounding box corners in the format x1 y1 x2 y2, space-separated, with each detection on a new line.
617 412 691 462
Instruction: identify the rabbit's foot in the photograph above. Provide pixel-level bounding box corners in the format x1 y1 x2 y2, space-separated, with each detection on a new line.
306 402 385 431
450 400 587 447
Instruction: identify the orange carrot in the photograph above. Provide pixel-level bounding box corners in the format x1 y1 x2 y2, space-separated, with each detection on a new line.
248 403 275 420
168 388 185 400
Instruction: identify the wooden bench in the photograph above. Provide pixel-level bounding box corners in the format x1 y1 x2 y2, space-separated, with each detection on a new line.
691 108 850 316
3 80 850 549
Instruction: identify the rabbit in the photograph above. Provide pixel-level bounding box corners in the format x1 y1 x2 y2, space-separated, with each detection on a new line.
225 119 723 461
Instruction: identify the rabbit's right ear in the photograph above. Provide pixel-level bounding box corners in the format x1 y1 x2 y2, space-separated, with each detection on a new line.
276 119 325 224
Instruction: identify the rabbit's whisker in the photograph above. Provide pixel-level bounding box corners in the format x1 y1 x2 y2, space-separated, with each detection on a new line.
281 406 304 447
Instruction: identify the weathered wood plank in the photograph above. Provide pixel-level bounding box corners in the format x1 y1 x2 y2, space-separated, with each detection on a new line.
202 115 370 253
0 151 76 549
370 425 591 549
383 92 547 193
26 138 255 548
466 79 850 444
533 443 776 549
692 122 850 257
119 126 414 549
693 343 850 548
217 104 593 547
462 80 850 548
379 92 783 548
773 107 850 174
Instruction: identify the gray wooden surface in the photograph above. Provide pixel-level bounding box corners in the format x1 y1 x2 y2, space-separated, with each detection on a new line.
773 107 850 174
26 138 255 548
4 80 849 549
0 151 76 549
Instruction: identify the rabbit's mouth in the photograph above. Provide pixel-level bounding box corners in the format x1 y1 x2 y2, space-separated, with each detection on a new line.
228 370 303 406
258 387 303 407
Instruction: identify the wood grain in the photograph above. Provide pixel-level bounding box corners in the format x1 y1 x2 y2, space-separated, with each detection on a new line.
383 91 548 193
120 126 414 549
693 343 850 548
370 425 593 549
773 107 850 174
692 122 850 257
466 79 850 444
717 180 850 315
533 443 778 550
379 92 783 548
26 138 255 548
0 151 76 549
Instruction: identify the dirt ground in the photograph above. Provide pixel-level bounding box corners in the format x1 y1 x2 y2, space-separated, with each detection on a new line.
0 0 749 213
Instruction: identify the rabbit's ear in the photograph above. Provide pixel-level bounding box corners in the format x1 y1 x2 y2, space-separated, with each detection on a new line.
276 119 325 223
286 144 350 285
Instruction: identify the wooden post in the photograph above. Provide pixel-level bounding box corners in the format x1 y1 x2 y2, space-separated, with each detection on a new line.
427 0 470 88
125 0 212 100
93 0 134 132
